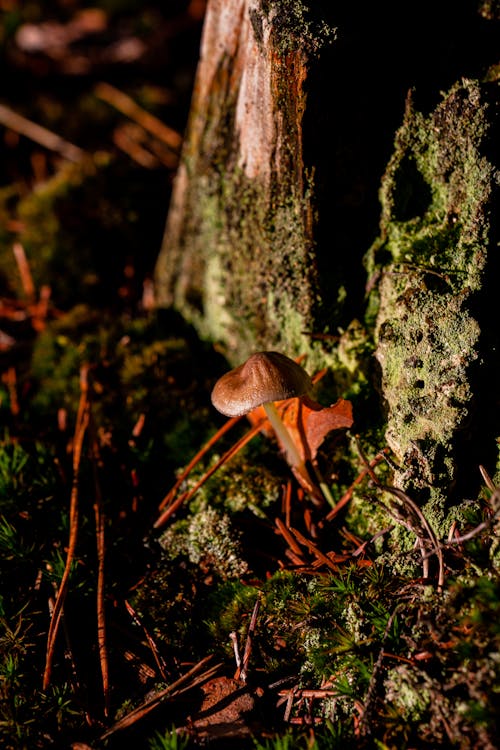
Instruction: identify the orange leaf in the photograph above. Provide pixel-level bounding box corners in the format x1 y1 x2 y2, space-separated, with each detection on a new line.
248 395 353 463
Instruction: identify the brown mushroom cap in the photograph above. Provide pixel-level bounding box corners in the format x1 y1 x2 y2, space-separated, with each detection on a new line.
211 351 313 418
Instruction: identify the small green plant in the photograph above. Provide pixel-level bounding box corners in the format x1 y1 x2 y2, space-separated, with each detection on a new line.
149 727 190 750
253 720 349 749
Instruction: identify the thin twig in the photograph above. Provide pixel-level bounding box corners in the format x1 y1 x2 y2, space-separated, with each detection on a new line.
383 485 444 591
237 596 261 683
439 498 500 546
321 450 388 525
12 242 36 302
479 464 497 493
359 604 402 737
100 656 221 739
229 631 242 673
125 600 169 681
289 526 340 572
2 367 19 416
355 437 444 590
89 423 110 717
43 367 89 690
0 102 86 162
154 420 264 528
157 415 243 511
94 82 182 153
275 517 306 557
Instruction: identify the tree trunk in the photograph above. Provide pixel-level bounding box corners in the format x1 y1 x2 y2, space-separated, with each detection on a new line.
155 0 336 370
366 79 499 514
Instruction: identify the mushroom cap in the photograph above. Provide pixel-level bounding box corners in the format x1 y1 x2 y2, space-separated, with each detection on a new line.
211 351 313 418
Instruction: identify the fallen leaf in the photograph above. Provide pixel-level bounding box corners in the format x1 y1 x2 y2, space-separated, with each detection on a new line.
249 395 353 463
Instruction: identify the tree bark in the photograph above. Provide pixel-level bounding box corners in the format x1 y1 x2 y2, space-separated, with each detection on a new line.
366 79 499 510
154 0 333 369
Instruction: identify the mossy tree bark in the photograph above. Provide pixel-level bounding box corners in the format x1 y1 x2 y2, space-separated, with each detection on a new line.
366 79 500 515
155 0 500 510
155 0 336 370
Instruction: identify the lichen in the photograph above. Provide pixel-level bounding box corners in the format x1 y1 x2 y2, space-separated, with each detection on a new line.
365 79 499 502
159 504 249 579
261 0 336 57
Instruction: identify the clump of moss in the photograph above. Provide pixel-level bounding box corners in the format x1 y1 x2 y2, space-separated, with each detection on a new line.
159 504 249 579
261 0 336 57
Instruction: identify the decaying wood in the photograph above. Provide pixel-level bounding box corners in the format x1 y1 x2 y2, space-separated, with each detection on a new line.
155 0 329 366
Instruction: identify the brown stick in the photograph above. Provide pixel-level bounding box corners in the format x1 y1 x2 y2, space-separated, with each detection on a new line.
154 420 263 528
95 82 182 152
100 656 221 739
289 526 339 572
43 367 89 690
125 600 168 681
0 103 86 162
12 242 36 302
322 451 388 524
236 596 261 683
90 428 110 716
158 415 243 511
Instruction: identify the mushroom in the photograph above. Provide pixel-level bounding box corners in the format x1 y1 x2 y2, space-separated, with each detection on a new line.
210 351 313 479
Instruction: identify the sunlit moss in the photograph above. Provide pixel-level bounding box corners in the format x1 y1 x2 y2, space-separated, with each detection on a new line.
365 79 497 506
159 504 249 579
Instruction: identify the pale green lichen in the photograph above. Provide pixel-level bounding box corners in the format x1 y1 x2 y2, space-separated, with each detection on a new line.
385 665 431 722
261 0 336 57
365 79 498 501
159 504 249 579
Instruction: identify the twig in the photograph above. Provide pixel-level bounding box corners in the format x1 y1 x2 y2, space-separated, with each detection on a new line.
358 604 402 737
0 102 86 162
125 600 169 682
157 415 243 511
282 479 293 527
46 574 80 693
12 242 36 302
43 366 89 690
236 596 261 683
479 464 497 493
383 485 444 590
439 497 500 546
321 451 388 526
100 656 221 739
154 420 264 528
94 82 182 153
275 517 306 557
89 423 110 716
229 631 242 673
2 367 19 416
355 438 444 590
289 526 340 572
112 124 161 168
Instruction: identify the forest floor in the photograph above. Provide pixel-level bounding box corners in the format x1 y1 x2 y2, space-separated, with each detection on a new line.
0 2 499 749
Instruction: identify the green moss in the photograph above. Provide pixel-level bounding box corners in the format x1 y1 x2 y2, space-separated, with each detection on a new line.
0 155 168 309
365 79 497 502
160 153 339 371
261 0 336 57
189 448 284 517
384 665 431 722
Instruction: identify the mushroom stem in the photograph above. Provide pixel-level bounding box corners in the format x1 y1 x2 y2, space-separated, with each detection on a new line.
262 402 336 508
262 401 305 472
